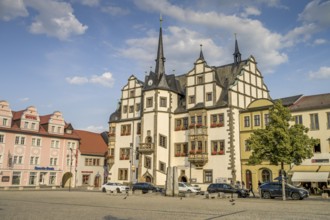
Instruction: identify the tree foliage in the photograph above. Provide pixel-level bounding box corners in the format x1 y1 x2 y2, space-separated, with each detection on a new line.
247 100 317 167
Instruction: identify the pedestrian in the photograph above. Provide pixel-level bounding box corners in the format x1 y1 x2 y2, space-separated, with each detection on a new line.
249 182 255 197
258 180 261 188
242 181 245 189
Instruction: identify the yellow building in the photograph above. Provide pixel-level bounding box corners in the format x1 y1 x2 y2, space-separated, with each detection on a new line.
239 99 291 192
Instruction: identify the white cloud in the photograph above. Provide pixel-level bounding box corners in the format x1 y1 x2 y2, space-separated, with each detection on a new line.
241 6 261 18
1 0 88 40
19 97 30 102
66 76 89 85
129 0 288 73
313 38 326 45
84 125 107 133
309 66 330 79
101 6 130 16
66 72 115 87
26 0 88 40
119 26 224 74
0 0 28 21
299 0 330 28
90 72 115 87
81 0 100 7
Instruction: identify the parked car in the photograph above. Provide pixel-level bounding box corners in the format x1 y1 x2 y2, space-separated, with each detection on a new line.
259 182 309 200
207 183 249 198
178 182 201 193
132 182 163 193
101 182 129 193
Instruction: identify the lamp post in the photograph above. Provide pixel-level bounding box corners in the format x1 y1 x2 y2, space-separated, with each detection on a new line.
68 147 73 192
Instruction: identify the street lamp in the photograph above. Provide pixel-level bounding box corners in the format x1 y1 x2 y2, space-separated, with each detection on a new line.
67 147 73 192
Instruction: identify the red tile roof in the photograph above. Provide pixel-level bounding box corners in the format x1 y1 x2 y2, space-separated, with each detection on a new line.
74 130 108 156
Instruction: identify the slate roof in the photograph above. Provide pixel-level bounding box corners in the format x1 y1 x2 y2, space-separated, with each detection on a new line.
289 93 330 112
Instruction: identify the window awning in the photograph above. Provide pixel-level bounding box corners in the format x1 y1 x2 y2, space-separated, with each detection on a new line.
291 172 329 182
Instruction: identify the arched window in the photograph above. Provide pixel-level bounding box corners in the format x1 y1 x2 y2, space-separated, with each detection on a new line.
261 169 271 182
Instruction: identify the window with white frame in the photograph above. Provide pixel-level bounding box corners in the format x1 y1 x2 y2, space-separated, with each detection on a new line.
13 156 23 164
310 113 319 130
67 141 76 150
30 156 39 165
24 121 28 128
51 140 60 148
12 171 21 185
29 172 37 185
3 118 8 126
244 116 250 127
159 134 167 148
15 136 25 145
294 115 303 125
204 170 213 183
254 115 260 126
31 122 36 130
49 172 56 185
264 114 270 126
0 134 4 143
50 158 58 166
32 137 41 146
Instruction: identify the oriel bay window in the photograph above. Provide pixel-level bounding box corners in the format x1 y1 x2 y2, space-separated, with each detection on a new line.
120 148 130 160
189 115 204 128
210 113 224 127
211 140 225 155
190 141 207 154
175 143 188 157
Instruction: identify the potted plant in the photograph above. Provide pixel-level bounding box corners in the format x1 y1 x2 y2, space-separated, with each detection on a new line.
189 124 195 128
189 150 196 155
211 151 217 155
196 150 202 154
218 150 224 155
181 152 186 157
211 123 217 128
217 122 224 127
175 152 181 157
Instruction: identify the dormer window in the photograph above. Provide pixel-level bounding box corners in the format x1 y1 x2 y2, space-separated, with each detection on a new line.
2 118 8 126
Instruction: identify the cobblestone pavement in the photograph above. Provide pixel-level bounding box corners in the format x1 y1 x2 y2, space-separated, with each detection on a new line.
0 190 329 220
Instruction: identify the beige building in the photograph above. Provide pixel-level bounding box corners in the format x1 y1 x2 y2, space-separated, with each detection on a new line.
289 93 330 189
107 19 270 189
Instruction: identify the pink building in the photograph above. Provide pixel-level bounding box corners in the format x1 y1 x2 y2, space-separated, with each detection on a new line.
0 101 80 188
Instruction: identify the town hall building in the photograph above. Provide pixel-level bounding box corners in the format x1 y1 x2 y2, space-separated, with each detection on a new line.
108 19 270 188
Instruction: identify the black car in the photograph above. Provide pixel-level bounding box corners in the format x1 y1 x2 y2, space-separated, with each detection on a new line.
207 183 249 198
259 182 309 200
132 182 163 193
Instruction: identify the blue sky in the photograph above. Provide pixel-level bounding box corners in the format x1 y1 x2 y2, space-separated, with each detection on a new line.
1 0 329 133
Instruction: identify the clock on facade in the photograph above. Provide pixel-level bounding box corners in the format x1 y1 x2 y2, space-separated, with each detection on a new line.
148 79 153 86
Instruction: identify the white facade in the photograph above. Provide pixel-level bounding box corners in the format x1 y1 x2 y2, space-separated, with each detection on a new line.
107 25 270 188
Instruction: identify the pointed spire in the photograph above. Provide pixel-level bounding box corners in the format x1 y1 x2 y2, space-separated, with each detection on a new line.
154 14 166 80
199 44 204 60
233 33 241 65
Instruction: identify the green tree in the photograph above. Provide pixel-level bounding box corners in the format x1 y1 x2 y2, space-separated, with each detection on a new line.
247 100 317 199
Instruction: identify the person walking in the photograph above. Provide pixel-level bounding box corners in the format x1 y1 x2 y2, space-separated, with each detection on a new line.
249 182 255 197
